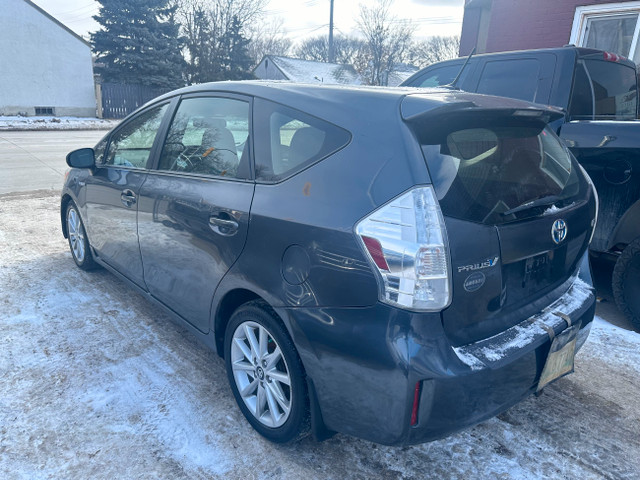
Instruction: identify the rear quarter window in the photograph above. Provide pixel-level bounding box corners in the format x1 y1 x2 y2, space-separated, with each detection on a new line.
253 99 351 182
414 64 464 87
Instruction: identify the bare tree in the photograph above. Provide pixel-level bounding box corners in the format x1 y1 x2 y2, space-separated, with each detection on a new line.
246 17 292 67
176 0 266 83
356 0 415 85
294 35 367 66
410 36 460 68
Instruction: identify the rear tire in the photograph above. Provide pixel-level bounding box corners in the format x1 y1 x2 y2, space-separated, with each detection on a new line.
66 202 97 271
224 301 309 443
612 238 640 332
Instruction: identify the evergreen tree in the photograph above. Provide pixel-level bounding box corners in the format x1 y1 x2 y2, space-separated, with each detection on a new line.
92 0 185 89
218 16 254 80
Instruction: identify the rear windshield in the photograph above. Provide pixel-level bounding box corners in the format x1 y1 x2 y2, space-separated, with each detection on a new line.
421 122 585 225
569 59 638 120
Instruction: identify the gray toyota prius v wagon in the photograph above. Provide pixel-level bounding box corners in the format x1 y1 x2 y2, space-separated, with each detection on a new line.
61 82 597 445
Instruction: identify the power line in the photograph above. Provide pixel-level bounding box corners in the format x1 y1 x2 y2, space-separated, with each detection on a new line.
49 1 97 16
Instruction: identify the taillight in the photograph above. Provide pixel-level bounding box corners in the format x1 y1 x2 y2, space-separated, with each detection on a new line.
355 186 451 311
603 51 625 62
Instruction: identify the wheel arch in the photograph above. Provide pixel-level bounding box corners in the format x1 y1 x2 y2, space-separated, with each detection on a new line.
608 199 640 251
60 193 74 238
213 288 262 357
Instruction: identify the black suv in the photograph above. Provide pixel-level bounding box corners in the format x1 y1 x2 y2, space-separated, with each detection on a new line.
62 82 597 446
403 47 640 331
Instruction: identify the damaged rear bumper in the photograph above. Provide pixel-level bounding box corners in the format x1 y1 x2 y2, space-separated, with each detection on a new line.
285 266 595 446
407 275 595 445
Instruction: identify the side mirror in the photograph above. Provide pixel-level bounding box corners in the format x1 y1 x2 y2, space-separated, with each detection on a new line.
66 148 95 169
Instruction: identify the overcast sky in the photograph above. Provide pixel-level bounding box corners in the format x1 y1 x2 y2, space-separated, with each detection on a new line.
30 0 464 42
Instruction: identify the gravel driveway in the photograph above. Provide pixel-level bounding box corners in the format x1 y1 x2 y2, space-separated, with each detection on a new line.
1 160 639 478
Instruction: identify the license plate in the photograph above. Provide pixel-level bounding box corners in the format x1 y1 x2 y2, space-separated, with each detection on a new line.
537 322 580 391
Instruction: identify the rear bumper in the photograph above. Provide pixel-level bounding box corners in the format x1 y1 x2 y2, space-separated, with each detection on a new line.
284 271 595 446
408 275 594 445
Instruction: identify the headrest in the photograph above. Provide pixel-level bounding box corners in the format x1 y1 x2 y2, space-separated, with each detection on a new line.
192 117 227 129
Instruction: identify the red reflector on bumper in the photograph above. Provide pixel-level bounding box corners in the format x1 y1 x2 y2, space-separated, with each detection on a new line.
411 381 421 426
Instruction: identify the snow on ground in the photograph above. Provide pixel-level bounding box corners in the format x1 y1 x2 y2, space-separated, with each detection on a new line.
0 116 120 131
1 190 639 479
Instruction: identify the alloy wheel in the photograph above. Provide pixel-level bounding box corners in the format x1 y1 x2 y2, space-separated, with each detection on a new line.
67 207 85 263
230 321 292 428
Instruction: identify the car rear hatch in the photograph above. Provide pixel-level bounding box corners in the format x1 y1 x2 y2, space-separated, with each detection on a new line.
402 93 597 346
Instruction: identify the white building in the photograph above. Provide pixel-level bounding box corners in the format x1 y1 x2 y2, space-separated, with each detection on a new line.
253 56 362 85
0 0 96 117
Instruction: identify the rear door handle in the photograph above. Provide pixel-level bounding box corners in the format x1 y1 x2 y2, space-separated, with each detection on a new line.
209 214 239 235
120 189 137 207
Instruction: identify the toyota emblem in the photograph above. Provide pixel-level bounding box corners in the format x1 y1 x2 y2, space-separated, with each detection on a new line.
551 219 567 244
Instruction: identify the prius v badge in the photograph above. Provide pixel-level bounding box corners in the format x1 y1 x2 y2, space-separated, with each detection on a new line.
458 256 499 273
552 219 568 244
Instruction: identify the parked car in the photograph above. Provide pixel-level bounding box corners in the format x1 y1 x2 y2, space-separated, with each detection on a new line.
61 82 597 446
402 46 640 331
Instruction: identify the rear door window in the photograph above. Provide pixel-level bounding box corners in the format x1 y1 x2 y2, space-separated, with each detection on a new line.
253 99 351 182
476 59 541 102
420 120 585 225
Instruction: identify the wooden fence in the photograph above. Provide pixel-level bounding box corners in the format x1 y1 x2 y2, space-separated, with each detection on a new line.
99 83 168 119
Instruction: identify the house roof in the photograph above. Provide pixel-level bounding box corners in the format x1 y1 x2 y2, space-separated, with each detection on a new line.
257 56 361 85
385 64 420 87
23 0 91 47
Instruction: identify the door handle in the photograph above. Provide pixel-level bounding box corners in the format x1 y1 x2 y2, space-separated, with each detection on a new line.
209 214 239 235
120 189 137 207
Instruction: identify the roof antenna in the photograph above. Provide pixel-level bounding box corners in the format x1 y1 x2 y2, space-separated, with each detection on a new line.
447 47 476 90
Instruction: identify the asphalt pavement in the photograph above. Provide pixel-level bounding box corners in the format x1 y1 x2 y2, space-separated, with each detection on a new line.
0 130 106 194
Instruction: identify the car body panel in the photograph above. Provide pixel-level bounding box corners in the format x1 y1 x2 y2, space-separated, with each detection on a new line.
83 167 148 287
137 173 254 333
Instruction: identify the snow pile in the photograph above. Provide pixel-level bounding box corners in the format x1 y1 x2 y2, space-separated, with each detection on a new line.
585 315 640 373
0 116 119 131
454 276 593 367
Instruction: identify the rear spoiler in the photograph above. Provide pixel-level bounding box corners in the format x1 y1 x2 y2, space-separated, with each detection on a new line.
401 91 565 125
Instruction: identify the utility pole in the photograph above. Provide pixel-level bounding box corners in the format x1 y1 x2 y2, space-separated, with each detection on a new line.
328 0 335 63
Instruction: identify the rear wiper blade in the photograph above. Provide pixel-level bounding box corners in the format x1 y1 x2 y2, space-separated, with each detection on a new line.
501 195 562 216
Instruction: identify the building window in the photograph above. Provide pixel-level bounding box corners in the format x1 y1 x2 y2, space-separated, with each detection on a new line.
570 1 640 63
35 107 55 116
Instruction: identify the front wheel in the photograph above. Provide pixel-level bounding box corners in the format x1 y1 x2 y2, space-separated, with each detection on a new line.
612 238 640 332
66 202 97 270
224 301 309 443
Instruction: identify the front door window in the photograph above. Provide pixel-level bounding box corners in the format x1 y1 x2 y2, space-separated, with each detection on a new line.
103 103 169 168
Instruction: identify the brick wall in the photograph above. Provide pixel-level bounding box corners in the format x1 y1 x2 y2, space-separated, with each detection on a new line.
461 0 630 55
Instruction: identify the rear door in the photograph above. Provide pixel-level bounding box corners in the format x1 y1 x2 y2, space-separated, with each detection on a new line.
137 94 254 333
84 102 170 287
415 113 595 345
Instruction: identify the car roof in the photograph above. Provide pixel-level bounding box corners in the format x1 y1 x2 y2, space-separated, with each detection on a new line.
137 81 562 130
402 46 637 82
